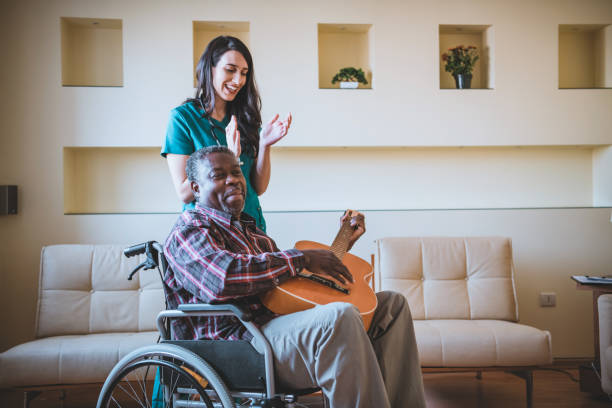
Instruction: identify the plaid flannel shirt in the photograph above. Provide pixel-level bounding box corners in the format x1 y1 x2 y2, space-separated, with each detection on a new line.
163 205 305 340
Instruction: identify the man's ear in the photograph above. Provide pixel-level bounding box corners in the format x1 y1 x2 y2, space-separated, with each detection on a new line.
191 181 200 198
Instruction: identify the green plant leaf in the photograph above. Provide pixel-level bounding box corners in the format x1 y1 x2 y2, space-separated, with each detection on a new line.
331 67 368 85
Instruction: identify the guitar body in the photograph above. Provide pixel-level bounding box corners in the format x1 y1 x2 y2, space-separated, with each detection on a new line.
260 240 378 330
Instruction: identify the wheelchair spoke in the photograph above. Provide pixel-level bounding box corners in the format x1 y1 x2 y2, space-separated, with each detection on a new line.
129 369 150 406
134 366 151 408
117 380 149 408
167 364 182 397
99 358 215 408
108 391 147 408
98 345 234 408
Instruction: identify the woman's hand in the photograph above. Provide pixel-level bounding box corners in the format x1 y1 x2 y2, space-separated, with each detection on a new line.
342 209 366 251
225 115 241 157
251 113 292 196
259 113 292 148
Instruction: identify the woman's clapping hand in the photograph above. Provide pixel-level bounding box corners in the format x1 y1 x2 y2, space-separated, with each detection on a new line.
260 113 292 148
225 115 241 158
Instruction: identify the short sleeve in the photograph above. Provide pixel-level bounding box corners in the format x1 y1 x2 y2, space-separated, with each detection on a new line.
161 109 195 158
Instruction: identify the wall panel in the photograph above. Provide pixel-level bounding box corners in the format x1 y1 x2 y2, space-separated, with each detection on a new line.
1 0 612 361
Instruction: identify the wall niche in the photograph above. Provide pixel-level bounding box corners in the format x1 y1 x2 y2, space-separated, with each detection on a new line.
318 23 373 89
439 24 494 90
559 24 612 89
61 17 123 87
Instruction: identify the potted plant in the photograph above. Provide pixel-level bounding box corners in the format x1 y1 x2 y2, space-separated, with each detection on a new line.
441 45 479 89
331 67 368 89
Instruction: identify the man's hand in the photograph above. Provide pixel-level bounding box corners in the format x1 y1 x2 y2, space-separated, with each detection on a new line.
342 210 366 251
301 249 354 284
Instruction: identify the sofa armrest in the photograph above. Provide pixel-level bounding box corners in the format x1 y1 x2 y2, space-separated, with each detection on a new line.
598 294 612 393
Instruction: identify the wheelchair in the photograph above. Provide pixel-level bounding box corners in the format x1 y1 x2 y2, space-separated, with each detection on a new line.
96 241 325 408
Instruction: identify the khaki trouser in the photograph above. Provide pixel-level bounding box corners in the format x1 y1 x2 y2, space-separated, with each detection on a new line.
251 291 426 408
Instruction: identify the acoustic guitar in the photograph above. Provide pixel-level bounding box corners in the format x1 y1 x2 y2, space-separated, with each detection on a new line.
260 212 378 330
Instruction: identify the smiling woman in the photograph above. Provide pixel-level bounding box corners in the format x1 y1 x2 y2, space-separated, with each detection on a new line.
162 36 292 232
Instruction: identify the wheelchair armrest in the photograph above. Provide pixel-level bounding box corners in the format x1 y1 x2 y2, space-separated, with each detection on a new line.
178 303 253 322
157 303 278 398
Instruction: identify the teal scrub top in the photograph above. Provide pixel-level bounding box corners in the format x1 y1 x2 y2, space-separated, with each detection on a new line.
161 101 266 232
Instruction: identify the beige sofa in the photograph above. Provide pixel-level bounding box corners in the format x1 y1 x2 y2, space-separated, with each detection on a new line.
0 245 165 405
599 294 612 395
2 239 553 406
375 237 552 407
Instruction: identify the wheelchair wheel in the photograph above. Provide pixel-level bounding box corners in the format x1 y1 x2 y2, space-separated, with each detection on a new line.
97 344 234 408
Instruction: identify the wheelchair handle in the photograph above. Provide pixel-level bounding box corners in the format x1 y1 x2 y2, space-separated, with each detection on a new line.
124 241 167 280
124 241 154 258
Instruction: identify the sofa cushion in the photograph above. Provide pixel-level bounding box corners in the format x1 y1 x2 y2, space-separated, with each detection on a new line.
36 245 165 337
414 320 552 367
0 332 158 388
376 237 518 321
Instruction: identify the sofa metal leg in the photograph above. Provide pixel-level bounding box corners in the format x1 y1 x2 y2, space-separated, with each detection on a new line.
525 371 533 408
59 389 66 408
23 391 41 408
508 370 533 408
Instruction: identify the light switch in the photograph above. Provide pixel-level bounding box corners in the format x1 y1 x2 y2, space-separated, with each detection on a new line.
539 292 556 307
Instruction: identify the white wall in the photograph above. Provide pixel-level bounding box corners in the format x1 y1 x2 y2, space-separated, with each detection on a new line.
6 0 610 149
1 0 612 359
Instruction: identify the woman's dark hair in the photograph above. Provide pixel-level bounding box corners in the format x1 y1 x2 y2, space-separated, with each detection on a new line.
185 36 262 157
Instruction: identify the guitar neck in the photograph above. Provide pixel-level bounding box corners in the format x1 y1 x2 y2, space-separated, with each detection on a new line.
329 213 354 260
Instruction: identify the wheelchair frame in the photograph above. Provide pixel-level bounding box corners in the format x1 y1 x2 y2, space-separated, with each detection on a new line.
96 241 323 408
157 306 278 402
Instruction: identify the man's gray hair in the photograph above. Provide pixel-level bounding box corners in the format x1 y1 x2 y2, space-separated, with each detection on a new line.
186 146 235 183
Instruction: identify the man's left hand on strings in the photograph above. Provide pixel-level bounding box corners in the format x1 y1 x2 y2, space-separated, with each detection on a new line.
342 209 366 251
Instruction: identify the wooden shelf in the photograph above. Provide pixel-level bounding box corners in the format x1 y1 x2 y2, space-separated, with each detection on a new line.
318 23 373 89
193 21 250 87
439 25 494 90
60 17 123 87
559 24 612 89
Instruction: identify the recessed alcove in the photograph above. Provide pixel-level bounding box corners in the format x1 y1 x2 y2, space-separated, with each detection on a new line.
193 21 250 86
63 147 176 214
318 23 373 89
60 17 123 87
63 145 611 214
439 25 494 90
559 24 612 89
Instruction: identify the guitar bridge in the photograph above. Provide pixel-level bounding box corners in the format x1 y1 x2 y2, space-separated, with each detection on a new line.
298 271 350 294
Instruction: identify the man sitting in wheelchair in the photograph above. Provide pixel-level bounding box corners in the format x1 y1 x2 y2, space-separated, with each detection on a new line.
163 145 425 408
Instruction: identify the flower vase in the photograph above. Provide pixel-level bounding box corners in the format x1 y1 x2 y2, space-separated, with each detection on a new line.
453 74 472 89
340 81 359 89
